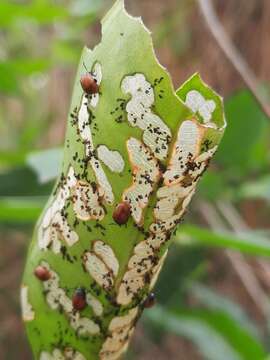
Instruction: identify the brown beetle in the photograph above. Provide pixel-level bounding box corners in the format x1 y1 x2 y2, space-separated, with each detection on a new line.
34 266 51 281
113 201 131 225
143 292 156 309
80 73 99 94
72 288 87 311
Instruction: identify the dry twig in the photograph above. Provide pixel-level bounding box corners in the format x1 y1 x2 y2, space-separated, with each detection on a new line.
198 201 270 318
198 0 270 118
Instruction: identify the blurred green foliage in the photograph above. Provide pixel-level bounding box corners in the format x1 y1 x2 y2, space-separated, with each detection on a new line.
1 1 270 359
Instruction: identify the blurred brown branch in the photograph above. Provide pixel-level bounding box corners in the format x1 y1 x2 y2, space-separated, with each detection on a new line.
198 0 270 118
198 201 270 319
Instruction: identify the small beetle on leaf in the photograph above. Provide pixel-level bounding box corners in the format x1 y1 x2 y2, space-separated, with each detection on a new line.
80 73 99 95
113 201 131 225
34 266 51 281
143 293 156 309
72 288 87 311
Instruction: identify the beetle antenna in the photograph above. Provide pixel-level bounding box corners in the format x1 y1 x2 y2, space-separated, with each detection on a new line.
83 62 88 72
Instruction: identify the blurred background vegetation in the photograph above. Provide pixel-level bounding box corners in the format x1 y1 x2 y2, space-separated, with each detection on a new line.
1 0 270 359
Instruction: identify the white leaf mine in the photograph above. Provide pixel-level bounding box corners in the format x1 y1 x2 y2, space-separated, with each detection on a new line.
100 329 134 354
128 253 153 275
154 184 195 223
83 240 119 291
86 293 103 317
164 119 202 186
116 238 168 306
64 348 86 360
40 350 64 360
122 73 172 160
109 307 138 331
40 348 86 360
100 342 130 360
155 129 217 230
135 232 167 253
72 180 105 221
116 235 170 305
134 239 155 257
123 137 160 225
39 212 78 254
185 90 217 128
153 120 218 234
100 307 138 360
77 94 93 146
117 119 218 306
90 62 102 108
77 94 114 204
83 252 114 291
83 241 119 290
117 273 145 306
92 62 102 84
20 285 35 322
41 262 100 336
54 212 79 247
38 166 79 253
90 156 114 204
116 232 169 306
70 312 100 337
93 240 119 277
97 145 125 173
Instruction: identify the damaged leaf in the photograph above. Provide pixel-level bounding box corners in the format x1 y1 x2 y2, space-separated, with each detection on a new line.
22 1 226 359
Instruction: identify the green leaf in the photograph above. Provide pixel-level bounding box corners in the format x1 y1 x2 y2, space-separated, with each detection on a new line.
25 2 68 24
0 150 28 167
52 41 82 65
0 59 50 94
26 148 63 184
145 306 266 360
0 196 46 223
0 1 68 27
189 283 261 340
197 171 226 201
69 0 103 17
154 245 207 305
5 58 50 75
238 175 270 202
0 167 52 197
216 90 269 175
177 73 226 130
0 64 18 94
175 225 270 257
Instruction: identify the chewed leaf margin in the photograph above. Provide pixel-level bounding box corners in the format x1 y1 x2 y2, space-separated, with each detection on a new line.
177 73 227 130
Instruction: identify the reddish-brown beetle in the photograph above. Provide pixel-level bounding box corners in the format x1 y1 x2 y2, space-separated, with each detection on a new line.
80 73 99 94
143 293 156 309
34 266 51 281
72 288 87 311
113 201 131 225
